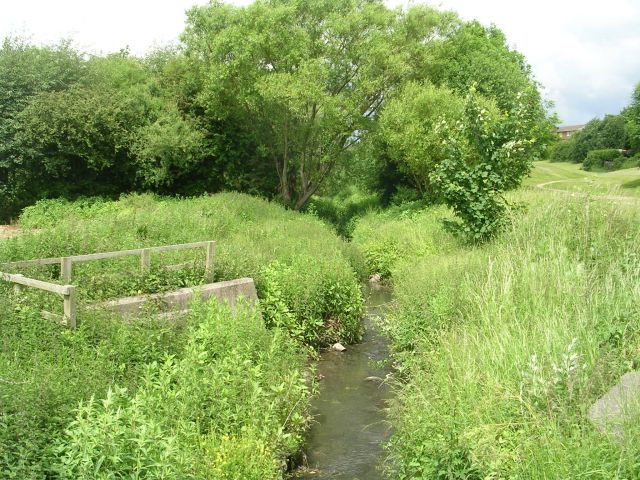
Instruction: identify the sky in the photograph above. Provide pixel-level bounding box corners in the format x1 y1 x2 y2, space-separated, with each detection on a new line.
1 0 639 125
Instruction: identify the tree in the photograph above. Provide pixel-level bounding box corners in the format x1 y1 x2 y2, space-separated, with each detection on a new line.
378 82 464 198
380 82 544 241
0 38 84 219
626 83 640 153
554 114 630 164
181 0 449 209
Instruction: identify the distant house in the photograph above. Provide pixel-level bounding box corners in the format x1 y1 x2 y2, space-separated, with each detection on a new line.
556 124 585 141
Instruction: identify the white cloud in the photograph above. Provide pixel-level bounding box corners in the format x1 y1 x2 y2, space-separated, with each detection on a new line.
1 0 638 125
401 0 640 124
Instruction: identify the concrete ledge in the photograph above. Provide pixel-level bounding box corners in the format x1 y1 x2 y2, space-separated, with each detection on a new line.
101 278 259 317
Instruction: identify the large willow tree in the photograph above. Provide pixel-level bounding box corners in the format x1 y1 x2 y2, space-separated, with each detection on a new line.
182 0 450 209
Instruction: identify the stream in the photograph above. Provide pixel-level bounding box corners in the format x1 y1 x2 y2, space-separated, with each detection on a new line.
295 286 393 479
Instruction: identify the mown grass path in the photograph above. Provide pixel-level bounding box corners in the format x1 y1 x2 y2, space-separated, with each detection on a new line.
526 161 640 201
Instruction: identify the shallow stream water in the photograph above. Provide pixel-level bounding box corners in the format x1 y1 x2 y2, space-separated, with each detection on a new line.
294 286 393 479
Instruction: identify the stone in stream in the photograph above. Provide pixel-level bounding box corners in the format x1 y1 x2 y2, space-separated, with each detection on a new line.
588 371 640 439
365 376 383 383
332 342 346 352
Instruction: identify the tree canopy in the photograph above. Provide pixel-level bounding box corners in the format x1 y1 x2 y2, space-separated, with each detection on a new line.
0 0 554 237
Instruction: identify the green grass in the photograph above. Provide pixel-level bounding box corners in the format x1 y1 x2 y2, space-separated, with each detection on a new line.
351 203 457 279
355 190 640 478
0 192 362 478
525 160 640 199
1 193 365 344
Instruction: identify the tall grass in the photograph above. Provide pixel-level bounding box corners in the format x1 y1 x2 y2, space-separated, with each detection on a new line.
1 192 365 344
0 192 361 477
356 192 640 478
351 203 456 279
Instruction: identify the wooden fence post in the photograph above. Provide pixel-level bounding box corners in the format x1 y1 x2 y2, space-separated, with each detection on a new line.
64 286 77 329
205 241 215 283
141 249 151 274
61 257 73 283
12 273 24 295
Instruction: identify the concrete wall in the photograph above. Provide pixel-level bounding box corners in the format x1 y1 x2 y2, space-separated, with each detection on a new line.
101 278 259 317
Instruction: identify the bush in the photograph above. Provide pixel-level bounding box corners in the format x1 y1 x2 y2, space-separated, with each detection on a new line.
549 140 575 162
582 148 625 171
0 300 187 478
56 301 311 479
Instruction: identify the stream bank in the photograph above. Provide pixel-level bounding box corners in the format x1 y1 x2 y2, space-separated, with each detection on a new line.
295 286 393 479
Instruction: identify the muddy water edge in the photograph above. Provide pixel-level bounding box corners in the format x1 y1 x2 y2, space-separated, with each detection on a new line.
294 285 393 479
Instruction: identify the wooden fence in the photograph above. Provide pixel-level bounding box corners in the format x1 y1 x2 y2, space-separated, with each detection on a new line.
0 241 215 328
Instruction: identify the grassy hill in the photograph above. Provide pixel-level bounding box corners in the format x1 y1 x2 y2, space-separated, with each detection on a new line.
525 161 640 199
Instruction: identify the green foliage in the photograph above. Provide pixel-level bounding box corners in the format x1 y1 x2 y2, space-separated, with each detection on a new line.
259 257 363 345
55 301 310 479
351 204 456 279
429 21 536 110
554 114 631 165
131 108 208 187
378 82 465 198
434 88 546 241
381 83 543 241
182 0 428 209
382 191 640 478
0 300 186 478
582 148 625 171
548 139 574 162
0 192 364 476
3 193 363 343
306 187 380 238
626 82 640 153
0 38 84 220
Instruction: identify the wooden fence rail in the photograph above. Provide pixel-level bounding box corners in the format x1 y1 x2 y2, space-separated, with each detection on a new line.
1 240 216 283
0 241 216 329
0 272 76 328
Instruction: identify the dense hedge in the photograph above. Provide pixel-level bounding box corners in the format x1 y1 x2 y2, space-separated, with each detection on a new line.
582 148 625 171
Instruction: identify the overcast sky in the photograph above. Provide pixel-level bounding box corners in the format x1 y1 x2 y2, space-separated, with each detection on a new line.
1 0 639 125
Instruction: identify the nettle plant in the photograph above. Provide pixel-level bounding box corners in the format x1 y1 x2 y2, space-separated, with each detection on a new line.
431 88 542 242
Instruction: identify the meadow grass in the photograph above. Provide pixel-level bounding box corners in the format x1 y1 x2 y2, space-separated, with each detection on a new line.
355 190 640 478
1 192 365 344
0 192 361 478
351 203 456 279
525 160 640 199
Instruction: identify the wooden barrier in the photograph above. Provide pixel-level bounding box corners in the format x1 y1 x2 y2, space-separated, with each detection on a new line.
0 272 76 328
0 240 216 329
1 240 216 283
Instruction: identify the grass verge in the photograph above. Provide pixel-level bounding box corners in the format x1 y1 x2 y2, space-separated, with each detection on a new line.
355 191 640 478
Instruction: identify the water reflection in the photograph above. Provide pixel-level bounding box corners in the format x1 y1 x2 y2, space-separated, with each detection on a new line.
295 286 393 480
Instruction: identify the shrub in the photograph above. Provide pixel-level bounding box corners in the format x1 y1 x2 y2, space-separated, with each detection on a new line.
0 299 187 478
582 148 625 171
549 140 575 162
55 301 311 479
